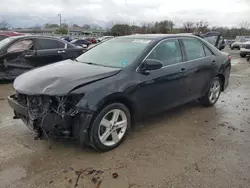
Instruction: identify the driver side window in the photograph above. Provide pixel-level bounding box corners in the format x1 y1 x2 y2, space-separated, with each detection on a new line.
147 39 182 66
7 40 34 53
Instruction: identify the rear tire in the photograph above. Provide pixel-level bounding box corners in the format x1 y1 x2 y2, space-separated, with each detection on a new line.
240 54 246 58
200 77 222 107
89 103 131 152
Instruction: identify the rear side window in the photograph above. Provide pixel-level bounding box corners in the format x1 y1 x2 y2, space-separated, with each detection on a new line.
182 38 205 61
147 39 182 66
35 39 65 50
203 45 213 56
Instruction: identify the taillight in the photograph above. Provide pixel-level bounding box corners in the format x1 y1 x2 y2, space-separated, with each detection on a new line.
228 55 232 60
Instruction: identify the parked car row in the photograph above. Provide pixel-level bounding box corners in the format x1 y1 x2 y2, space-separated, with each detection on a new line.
240 41 250 58
230 36 250 50
60 36 114 48
7 32 231 151
70 38 91 48
0 34 116 80
225 36 250 58
0 35 86 80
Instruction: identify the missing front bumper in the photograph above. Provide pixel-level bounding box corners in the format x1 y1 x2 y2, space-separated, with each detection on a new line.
8 94 94 146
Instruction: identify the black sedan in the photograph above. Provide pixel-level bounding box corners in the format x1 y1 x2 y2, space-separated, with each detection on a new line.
70 39 91 48
0 35 86 80
8 34 231 151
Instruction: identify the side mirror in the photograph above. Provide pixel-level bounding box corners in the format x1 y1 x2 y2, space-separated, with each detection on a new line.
138 59 163 74
144 59 163 71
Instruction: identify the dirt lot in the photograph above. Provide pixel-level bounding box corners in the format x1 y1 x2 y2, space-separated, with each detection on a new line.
1 48 250 188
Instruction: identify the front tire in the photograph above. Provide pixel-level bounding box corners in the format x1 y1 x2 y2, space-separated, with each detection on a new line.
89 103 131 152
200 77 222 107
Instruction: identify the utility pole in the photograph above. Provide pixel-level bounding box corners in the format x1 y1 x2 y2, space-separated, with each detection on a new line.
58 14 61 27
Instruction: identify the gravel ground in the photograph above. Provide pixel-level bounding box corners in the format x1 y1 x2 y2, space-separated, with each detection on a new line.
0 48 250 188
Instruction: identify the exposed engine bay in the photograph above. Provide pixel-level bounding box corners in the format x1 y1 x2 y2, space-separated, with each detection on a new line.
13 93 85 142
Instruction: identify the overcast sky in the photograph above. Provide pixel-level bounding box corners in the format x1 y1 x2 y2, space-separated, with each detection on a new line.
0 0 249 28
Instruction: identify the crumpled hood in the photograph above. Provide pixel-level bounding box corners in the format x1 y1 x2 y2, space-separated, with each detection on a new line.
14 59 121 95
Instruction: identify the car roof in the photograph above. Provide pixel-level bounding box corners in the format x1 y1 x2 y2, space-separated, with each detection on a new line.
118 33 195 40
8 35 65 40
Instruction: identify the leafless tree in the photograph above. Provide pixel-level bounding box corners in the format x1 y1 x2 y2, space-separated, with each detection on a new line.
239 21 250 35
183 22 195 33
195 21 209 33
0 20 10 30
239 21 250 29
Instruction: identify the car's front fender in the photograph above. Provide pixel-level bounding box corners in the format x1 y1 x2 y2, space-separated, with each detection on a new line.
74 73 139 114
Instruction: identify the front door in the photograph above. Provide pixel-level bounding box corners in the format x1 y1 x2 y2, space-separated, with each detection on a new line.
134 38 192 116
1 39 36 79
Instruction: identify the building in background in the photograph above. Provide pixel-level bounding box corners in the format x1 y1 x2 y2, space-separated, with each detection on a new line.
13 27 105 37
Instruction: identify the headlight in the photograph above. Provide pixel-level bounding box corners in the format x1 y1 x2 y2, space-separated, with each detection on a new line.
52 94 84 116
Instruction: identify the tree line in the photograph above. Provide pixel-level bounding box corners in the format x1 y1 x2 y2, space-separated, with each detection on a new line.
2 19 250 39
110 20 250 39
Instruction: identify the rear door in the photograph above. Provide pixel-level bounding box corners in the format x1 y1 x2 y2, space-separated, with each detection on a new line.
34 38 62 66
180 37 217 99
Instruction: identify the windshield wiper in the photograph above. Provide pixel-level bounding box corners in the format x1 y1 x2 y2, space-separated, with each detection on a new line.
75 60 113 68
82 62 101 66
74 59 95 65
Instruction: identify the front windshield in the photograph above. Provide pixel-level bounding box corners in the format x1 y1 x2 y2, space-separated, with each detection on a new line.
0 37 15 49
76 38 151 68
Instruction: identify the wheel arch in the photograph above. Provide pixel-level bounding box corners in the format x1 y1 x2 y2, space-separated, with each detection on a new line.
216 73 225 91
96 93 137 124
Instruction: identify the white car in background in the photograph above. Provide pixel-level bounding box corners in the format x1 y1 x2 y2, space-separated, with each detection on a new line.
240 41 250 57
231 36 250 50
97 36 114 42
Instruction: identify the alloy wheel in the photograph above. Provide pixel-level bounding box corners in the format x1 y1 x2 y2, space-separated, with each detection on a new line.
208 80 221 104
98 109 127 146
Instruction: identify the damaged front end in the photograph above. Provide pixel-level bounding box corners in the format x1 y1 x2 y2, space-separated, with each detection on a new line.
8 92 93 142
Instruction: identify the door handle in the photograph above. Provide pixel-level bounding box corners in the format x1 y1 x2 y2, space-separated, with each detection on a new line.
25 54 32 57
58 50 65 53
180 68 186 72
211 60 216 66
